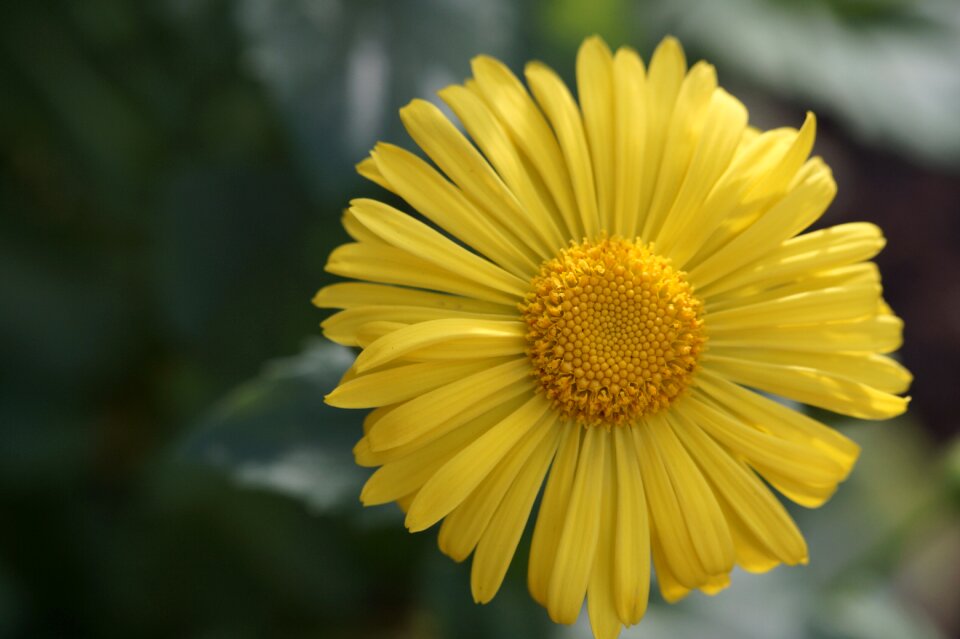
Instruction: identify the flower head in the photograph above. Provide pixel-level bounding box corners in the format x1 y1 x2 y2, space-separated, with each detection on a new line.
316 36 911 639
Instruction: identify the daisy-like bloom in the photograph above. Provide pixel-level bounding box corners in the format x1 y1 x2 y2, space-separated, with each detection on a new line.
316 36 911 639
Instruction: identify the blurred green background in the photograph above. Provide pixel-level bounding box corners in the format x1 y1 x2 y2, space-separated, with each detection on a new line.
2 0 959 637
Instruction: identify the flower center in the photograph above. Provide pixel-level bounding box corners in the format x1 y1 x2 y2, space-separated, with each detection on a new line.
520 237 706 427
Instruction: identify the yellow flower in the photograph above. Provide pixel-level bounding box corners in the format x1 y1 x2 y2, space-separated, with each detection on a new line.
316 36 911 639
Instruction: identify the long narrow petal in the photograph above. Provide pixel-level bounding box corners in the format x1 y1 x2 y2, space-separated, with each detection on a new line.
707 348 912 394
366 358 533 451
705 263 879 313
326 358 510 408
313 282 515 315
349 199 529 296
612 427 650 625
708 314 903 355
647 414 735 577
575 36 614 233
341 209 388 245
399 99 551 258
638 36 687 223
353 318 526 372
526 59 600 238
689 158 836 288
634 418 710 588
683 391 848 483
470 418 562 603
704 355 909 419
746 111 817 203
655 89 748 265
587 432 622 639
642 61 717 241
471 55 581 240
439 412 556 562
681 391 853 507
359 395 526 506
680 125 801 267
528 424 581 605
718 495 790 573
700 222 885 298
355 155 391 190
321 305 514 347
405 394 552 532
547 426 606 624
697 370 860 468
325 243 517 305
668 409 808 566
438 84 567 250
355 382 532 467
706 284 881 330
611 47 647 238
650 528 691 603
372 143 538 276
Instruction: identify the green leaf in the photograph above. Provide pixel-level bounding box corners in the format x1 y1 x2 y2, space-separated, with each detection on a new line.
180 340 374 516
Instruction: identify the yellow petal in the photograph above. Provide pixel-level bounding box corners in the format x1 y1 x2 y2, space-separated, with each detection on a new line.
399 98 551 258
439 412 556 562
367 358 533 451
646 413 735 577
471 55 581 240
355 382 532 467
574 36 614 233
526 59 600 238
708 314 903 355
642 61 717 241
405 394 552 532
611 47 647 238
353 318 526 372
683 391 849 481
706 284 881 330
689 159 836 289
341 208 387 245
682 125 800 267
639 36 687 224
372 143 538 276
355 155 392 191
698 573 731 596
719 495 792 573
470 418 561 603
349 199 529 296
668 409 808 566
326 358 510 409
705 262 879 313
587 432 622 639
528 424 581 605
697 369 860 468
321 305 513 347
746 111 817 203
634 417 710 589
438 84 567 250
547 426 605 624
313 282 515 315
611 427 650 625
359 394 525 505
656 89 748 265
704 355 909 420
707 348 913 395
325 242 517 305
650 528 691 604
701 222 885 299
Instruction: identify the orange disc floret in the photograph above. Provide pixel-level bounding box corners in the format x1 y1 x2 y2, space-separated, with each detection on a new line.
520 237 706 427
